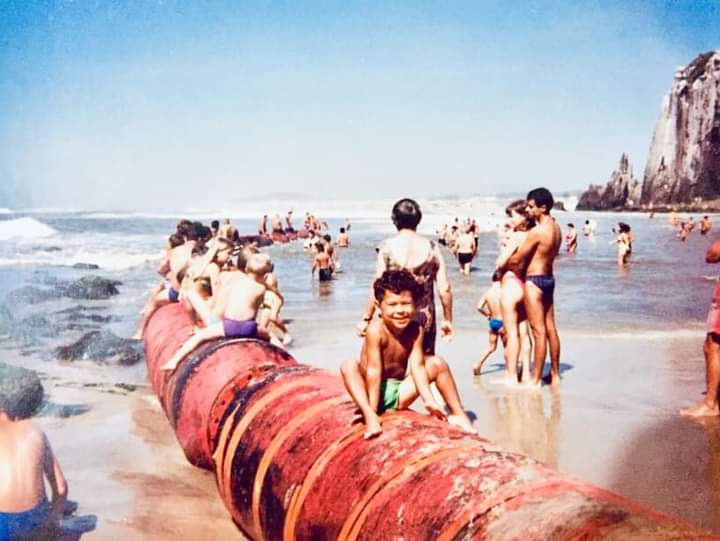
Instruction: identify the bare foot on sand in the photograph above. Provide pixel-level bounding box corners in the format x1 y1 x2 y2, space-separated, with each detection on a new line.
448 413 477 434
363 417 382 439
680 402 720 417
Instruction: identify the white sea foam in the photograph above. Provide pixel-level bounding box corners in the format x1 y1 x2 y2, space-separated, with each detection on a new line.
0 208 12 215
0 217 57 241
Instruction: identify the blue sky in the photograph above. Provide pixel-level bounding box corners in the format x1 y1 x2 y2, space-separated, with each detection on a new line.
0 1 718 210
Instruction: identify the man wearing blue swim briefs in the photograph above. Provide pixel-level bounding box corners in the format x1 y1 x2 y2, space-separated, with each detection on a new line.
501 188 562 386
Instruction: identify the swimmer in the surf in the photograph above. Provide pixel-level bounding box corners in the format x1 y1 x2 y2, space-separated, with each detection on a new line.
161 253 278 372
340 269 475 439
271 213 283 234
311 243 334 282
473 272 506 376
337 227 350 247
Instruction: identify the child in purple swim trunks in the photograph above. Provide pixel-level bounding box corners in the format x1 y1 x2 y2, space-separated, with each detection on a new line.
161 253 281 372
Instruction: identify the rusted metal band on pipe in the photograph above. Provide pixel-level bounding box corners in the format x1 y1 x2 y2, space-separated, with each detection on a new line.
145 304 716 540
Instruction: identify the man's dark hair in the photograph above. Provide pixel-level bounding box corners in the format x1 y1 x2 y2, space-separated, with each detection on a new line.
339 227 345 233
391 198 422 230
0 363 43 420
211 220 220 230
568 223 574 228
185 222 202 241
526 187 554 212
323 234 331 242
373 269 423 303
176 219 193 239
168 233 185 248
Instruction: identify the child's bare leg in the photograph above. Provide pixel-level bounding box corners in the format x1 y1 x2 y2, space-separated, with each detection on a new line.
518 320 533 384
340 359 382 438
133 291 169 340
473 333 498 376
425 356 476 434
161 323 224 372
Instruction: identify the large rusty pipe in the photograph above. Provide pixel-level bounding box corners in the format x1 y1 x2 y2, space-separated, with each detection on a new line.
145 304 716 539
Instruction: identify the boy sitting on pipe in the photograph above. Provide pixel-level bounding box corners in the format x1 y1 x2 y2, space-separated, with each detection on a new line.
341 269 475 439
161 253 281 372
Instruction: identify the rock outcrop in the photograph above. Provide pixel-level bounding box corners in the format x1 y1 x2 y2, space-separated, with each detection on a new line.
576 153 641 210
577 50 720 210
641 51 720 206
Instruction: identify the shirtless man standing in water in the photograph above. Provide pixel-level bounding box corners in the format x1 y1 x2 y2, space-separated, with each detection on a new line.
502 188 562 386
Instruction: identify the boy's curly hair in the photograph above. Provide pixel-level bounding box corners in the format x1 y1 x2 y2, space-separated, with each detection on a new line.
373 269 422 303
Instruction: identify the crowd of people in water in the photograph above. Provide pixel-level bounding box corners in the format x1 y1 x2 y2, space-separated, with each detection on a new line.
7 187 720 538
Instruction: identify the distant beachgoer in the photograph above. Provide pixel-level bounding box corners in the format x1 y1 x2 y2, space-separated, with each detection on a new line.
700 216 712 235
687 217 696 232
473 271 507 376
616 223 632 264
499 188 562 386
210 220 220 238
677 221 689 242
337 227 350 247
681 238 720 417
161 253 277 372
303 230 320 251
495 199 534 384
260 267 293 346
357 198 453 356
0 380 68 539
285 210 295 233
271 214 283 234
344 218 351 232
456 226 476 275
670 210 679 226
258 215 268 236
312 243 334 281
340 270 475 439
565 223 577 253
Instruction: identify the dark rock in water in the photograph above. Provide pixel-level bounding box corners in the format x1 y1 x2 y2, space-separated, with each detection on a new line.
55 306 106 315
7 276 121 305
577 153 641 210
553 201 566 211
55 330 143 366
60 276 121 300
72 263 100 270
38 401 91 418
7 286 61 305
0 362 44 419
40 246 62 252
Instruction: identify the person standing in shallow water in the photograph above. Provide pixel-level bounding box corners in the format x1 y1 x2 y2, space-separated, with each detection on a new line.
357 198 454 356
681 238 720 417
499 188 561 386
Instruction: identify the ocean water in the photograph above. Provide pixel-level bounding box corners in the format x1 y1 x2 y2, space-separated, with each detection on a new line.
0 204 714 366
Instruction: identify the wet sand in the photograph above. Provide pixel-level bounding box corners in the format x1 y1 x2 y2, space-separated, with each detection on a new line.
21 326 718 538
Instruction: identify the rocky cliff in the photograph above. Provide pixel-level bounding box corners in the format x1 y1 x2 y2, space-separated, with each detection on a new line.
576 153 641 210
578 50 720 210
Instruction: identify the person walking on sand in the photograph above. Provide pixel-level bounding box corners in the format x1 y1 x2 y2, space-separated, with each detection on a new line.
499 188 561 386
357 198 454 356
681 238 720 417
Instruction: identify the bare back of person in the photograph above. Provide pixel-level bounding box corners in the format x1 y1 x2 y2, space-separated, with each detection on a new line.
384 232 433 268
221 275 266 321
168 242 195 290
456 232 475 254
0 420 46 512
314 252 332 269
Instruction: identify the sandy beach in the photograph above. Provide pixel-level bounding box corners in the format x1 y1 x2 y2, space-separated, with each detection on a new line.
18 324 716 539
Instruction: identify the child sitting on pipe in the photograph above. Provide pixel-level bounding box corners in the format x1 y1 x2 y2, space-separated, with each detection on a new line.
161 253 282 372
340 269 476 439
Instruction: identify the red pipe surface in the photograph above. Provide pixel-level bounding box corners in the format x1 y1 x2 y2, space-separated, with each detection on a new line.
145 304 717 540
